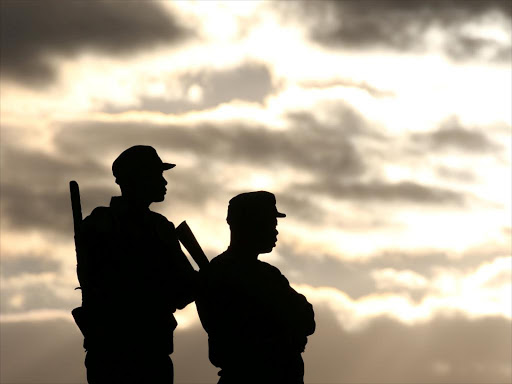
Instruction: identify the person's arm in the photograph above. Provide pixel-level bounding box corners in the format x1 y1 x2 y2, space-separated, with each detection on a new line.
154 216 199 309
259 265 316 349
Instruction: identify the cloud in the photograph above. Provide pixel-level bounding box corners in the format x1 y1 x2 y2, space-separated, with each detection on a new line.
284 0 511 62
0 1 191 87
0 145 107 189
0 268 79 315
295 253 512 330
292 178 466 205
276 191 392 229
54 112 367 178
412 118 503 154
0 144 227 235
0 182 113 235
1 311 510 384
299 78 396 98
277 242 378 299
443 29 512 63
1 280 77 315
0 318 86 384
305 307 512 384
436 166 478 183
0 255 61 278
104 62 278 114
276 241 510 301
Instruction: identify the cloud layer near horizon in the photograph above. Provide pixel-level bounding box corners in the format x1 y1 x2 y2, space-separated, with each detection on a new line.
1 310 511 384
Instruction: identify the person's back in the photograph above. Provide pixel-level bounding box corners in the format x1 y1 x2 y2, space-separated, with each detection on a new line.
197 191 315 384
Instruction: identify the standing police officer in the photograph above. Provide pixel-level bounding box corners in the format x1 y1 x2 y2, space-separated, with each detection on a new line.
76 145 197 384
196 191 315 384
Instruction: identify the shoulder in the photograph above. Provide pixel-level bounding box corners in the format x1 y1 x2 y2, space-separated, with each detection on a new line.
148 211 175 229
203 252 235 278
257 260 290 285
208 253 230 270
82 206 115 234
257 260 282 275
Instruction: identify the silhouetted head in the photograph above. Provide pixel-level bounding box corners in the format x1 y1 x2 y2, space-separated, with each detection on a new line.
227 191 286 255
112 145 175 205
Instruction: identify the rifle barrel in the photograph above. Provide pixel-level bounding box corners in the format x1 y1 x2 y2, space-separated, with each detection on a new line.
69 181 83 236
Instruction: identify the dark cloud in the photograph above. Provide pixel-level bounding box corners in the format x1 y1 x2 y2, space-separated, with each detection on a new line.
436 166 478 183
0 255 61 278
165 166 224 208
412 119 503 154
0 1 190 87
368 245 509 276
284 0 511 63
105 62 278 114
0 145 224 235
0 319 86 384
55 112 367 178
0 282 77 315
445 33 512 63
0 143 115 233
52 111 479 212
1 312 510 383
277 190 399 231
306 308 512 384
277 193 329 224
0 182 113 235
293 178 466 205
277 243 378 299
0 143 107 188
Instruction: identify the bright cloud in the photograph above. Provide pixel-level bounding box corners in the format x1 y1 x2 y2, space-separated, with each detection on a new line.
294 255 511 331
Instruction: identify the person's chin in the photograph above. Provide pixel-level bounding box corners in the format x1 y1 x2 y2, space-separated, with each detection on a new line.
261 244 276 254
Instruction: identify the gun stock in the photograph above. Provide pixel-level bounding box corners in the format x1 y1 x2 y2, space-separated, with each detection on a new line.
176 221 209 270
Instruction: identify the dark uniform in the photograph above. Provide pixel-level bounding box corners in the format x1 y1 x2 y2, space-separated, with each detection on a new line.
74 146 197 384
197 192 315 384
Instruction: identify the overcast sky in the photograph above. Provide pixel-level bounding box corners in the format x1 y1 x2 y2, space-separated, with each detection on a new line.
1 1 511 383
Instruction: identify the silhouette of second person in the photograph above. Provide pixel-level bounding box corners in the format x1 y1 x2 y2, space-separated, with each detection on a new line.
197 191 315 384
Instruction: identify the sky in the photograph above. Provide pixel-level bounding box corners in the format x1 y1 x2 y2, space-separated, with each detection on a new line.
0 1 511 383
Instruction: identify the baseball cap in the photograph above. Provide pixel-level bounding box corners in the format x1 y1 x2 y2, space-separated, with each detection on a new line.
227 191 286 225
112 145 175 184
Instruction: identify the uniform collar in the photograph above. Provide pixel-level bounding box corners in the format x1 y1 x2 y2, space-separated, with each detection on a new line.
110 196 150 217
225 246 260 263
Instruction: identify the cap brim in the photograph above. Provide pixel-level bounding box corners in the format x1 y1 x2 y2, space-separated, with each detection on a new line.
162 163 176 170
276 211 286 218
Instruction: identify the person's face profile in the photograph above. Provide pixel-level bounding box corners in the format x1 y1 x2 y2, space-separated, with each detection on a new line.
147 171 168 202
251 216 278 254
131 170 168 203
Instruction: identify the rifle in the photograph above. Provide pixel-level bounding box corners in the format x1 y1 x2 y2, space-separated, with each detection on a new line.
176 221 209 270
69 181 86 335
70 181 83 238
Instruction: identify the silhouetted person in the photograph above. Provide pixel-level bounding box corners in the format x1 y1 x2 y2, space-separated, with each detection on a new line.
76 146 197 384
196 191 315 384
